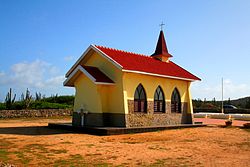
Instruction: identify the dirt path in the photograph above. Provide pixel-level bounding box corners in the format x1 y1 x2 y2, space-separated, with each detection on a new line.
0 117 250 167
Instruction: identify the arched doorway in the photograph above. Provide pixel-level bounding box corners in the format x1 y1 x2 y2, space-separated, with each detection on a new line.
154 86 165 112
171 88 181 113
134 84 147 113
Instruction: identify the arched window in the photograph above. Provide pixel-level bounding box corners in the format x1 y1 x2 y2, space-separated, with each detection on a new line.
171 88 181 113
134 84 147 113
154 86 165 112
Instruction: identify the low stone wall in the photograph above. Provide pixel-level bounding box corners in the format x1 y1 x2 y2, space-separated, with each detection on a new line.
0 109 72 118
126 100 191 127
125 113 182 127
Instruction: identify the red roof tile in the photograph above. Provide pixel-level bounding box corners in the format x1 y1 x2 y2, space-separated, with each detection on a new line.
83 66 114 83
95 45 200 81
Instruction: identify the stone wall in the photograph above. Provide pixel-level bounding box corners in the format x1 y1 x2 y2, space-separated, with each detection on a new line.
147 101 154 114
125 113 182 127
128 100 188 114
128 100 134 113
126 100 191 127
0 109 72 118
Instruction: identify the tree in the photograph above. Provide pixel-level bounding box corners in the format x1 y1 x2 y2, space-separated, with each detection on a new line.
35 92 42 101
212 97 216 105
246 97 250 109
227 98 231 105
21 88 32 109
5 88 16 109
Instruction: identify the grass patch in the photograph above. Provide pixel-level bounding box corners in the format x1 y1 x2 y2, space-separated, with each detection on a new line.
85 153 102 157
50 149 68 154
53 159 69 167
23 144 50 153
120 141 141 144
99 141 106 143
53 154 86 167
60 141 73 144
93 163 111 167
0 139 13 148
118 163 130 167
148 145 170 151
233 141 250 151
2 137 18 140
0 149 9 161
148 157 192 167
149 159 166 167
85 144 95 148
13 151 32 165
243 128 250 133
180 139 198 142
107 155 118 160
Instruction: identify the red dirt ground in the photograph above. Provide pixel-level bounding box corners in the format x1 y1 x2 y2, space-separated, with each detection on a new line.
0 117 250 167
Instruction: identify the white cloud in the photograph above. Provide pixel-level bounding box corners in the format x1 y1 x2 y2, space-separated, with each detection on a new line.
64 56 75 61
0 71 5 77
0 60 74 101
45 75 65 87
6 60 47 88
0 59 65 89
192 79 250 100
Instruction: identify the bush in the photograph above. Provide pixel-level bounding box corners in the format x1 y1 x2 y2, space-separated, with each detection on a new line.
0 100 73 110
42 95 74 105
0 103 6 110
0 89 75 110
30 101 72 109
12 101 25 110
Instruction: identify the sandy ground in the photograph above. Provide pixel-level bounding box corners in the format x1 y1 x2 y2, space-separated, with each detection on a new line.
0 117 250 167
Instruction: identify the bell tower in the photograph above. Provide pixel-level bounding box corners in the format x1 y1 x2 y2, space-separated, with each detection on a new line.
151 30 172 62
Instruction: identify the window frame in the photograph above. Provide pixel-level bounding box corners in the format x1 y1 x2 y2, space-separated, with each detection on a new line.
171 88 181 113
134 84 147 113
154 86 165 113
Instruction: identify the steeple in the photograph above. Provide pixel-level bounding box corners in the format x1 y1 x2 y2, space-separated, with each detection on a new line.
151 30 172 62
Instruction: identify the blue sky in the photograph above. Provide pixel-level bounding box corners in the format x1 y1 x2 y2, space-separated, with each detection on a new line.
0 0 250 101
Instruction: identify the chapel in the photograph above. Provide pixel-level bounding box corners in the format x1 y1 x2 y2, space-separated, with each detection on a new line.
64 30 200 127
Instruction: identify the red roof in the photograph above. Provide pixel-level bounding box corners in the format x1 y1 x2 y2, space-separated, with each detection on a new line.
95 45 200 81
83 66 114 83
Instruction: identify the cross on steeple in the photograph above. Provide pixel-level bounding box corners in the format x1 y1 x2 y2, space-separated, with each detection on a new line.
159 22 165 30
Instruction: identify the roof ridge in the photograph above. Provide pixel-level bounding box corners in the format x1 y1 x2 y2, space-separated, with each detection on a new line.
95 45 152 58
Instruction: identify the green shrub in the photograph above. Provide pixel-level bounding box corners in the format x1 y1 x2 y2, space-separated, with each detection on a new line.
0 94 74 110
30 101 72 109
12 102 25 110
0 103 6 110
42 95 74 105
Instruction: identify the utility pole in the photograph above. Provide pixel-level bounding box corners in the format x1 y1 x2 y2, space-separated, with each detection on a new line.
221 78 224 114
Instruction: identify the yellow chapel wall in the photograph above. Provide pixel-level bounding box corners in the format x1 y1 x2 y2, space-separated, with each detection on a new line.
80 51 125 114
187 82 194 114
122 72 193 114
74 73 102 113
